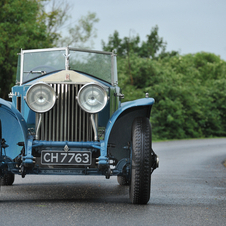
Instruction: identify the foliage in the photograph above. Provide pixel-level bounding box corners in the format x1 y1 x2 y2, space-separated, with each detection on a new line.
103 26 226 139
0 0 62 99
40 0 70 44
0 0 99 99
102 30 140 57
117 52 226 140
102 26 178 59
57 12 99 48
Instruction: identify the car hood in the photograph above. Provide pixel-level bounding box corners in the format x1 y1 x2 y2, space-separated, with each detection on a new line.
25 70 99 85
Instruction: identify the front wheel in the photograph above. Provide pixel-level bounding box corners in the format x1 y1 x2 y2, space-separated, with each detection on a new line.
0 173 15 186
129 117 152 204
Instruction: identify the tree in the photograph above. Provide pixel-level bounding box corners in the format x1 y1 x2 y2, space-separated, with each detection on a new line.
102 30 140 57
117 50 226 140
0 0 99 99
56 12 99 48
102 30 139 57
102 26 178 85
0 0 69 99
0 0 56 99
40 0 71 45
102 25 176 59
139 26 167 58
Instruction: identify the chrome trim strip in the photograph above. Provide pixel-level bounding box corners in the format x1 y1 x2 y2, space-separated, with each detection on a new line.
56 84 60 141
91 114 98 141
67 84 71 141
35 114 43 140
69 47 112 55
60 84 64 141
75 85 78 141
79 102 82 141
52 84 56 141
21 47 67 54
20 49 23 85
64 84 67 140
72 84 75 140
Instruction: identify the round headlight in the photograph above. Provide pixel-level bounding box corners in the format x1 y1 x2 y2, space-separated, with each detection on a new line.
77 83 108 113
26 82 56 113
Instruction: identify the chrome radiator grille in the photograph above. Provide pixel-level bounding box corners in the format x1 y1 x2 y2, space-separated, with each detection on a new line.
36 83 97 142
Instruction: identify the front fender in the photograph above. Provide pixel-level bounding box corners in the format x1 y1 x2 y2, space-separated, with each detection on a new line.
0 98 28 160
98 98 154 165
104 97 154 148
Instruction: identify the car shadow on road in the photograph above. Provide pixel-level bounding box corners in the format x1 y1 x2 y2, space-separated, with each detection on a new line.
0 178 131 204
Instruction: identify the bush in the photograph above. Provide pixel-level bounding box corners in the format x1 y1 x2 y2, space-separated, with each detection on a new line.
118 52 226 140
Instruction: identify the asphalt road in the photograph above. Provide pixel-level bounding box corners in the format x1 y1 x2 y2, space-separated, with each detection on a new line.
0 138 226 226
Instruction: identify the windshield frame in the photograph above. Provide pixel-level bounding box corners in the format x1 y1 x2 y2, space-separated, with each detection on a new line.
19 47 117 85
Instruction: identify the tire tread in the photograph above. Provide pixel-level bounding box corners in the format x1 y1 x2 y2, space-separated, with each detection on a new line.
130 117 151 204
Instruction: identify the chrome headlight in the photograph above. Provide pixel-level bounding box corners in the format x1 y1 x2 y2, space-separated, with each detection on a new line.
26 82 56 113
77 83 108 113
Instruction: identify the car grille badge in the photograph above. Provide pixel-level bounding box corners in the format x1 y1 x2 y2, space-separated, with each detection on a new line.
64 145 69 152
64 73 72 82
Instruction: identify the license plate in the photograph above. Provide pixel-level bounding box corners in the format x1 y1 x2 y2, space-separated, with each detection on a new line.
41 151 91 165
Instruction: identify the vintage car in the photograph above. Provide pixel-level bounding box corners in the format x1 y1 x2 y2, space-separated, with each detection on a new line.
0 47 158 204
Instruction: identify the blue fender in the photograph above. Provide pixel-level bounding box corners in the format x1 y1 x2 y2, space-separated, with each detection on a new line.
98 98 154 164
105 98 154 143
0 98 28 160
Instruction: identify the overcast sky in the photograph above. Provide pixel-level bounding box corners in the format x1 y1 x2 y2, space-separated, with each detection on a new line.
55 0 226 60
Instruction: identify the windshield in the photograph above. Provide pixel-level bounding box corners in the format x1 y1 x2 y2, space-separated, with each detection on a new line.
69 50 112 83
21 48 115 84
22 50 65 83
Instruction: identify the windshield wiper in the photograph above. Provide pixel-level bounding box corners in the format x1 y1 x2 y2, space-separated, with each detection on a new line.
24 71 46 75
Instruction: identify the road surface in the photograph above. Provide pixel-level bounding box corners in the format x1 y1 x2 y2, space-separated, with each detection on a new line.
0 138 226 226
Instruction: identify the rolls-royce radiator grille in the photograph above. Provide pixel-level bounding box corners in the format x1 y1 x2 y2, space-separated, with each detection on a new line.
36 83 97 142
